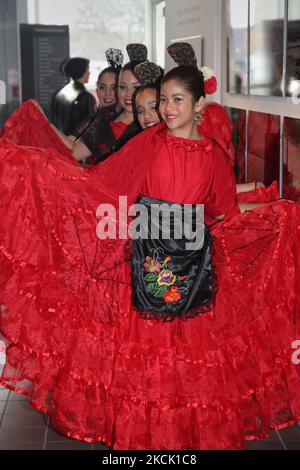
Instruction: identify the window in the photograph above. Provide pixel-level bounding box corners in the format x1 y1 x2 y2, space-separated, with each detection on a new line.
27 0 147 93
226 0 248 95
224 0 300 198
250 0 285 97
150 0 165 69
286 0 300 97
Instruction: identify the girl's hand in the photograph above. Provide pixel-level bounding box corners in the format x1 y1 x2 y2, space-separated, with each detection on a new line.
236 181 265 194
255 181 265 189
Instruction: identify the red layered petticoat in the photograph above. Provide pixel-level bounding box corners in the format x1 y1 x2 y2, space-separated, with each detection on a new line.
1 102 300 450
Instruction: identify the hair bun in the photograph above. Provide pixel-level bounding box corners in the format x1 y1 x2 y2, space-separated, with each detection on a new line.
61 57 89 80
126 43 148 64
167 42 197 67
105 48 124 71
59 58 69 77
134 61 162 86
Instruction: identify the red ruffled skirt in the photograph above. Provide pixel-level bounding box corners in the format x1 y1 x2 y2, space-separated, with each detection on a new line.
1 104 300 450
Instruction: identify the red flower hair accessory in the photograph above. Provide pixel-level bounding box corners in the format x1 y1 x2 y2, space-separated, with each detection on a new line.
200 66 218 95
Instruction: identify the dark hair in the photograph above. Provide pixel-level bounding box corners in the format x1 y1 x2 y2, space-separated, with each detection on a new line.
135 82 161 100
97 67 119 88
60 57 89 81
118 62 141 85
132 83 161 127
161 65 205 101
122 61 139 72
121 61 141 78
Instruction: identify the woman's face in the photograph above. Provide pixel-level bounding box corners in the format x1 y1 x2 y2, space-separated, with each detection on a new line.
118 69 141 114
135 88 161 130
159 79 203 134
97 71 117 107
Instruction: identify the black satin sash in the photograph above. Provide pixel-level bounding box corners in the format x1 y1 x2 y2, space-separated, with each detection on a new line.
131 196 215 321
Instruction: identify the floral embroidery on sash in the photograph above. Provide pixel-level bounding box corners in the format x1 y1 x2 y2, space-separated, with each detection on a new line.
143 248 189 303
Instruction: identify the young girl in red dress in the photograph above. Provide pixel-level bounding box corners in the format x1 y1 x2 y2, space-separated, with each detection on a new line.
0 43 300 450
132 61 278 206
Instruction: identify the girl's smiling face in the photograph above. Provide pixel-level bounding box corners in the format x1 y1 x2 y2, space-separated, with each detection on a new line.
118 69 141 114
97 71 117 107
159 79 205 137
135 88 161 129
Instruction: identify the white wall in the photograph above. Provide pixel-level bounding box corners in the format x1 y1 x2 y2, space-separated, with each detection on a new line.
165 0 222 102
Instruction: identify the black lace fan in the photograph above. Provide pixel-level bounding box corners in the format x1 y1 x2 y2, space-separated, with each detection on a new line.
126 43 148 64
167 42 198 67
134 61 162 86
105 48 124 71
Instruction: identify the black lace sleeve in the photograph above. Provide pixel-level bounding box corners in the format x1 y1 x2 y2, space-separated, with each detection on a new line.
72 112 96 138
71 106 120 162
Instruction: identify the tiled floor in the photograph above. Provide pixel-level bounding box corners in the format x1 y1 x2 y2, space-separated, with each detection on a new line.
0 386 108 450
1 386 300 450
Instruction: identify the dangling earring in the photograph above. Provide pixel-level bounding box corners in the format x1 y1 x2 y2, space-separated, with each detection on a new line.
194 111 203 125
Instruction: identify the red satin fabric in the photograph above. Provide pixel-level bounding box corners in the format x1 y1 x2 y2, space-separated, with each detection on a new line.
1 102 300 450
237 181 280 203
140 132 239 220
110 121 129 140
0 100 74 160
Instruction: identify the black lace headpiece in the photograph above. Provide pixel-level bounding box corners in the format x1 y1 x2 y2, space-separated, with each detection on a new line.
167 42 218 95
167 42 198 67
134 61 162 86
105 48 124 72
126 43 148 64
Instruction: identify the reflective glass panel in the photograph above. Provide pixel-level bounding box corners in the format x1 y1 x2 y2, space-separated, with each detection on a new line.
284 117 300 202
226 107 247 182
250 0 284 96
226 0 248 94
286 0 300 98
248 111 280 185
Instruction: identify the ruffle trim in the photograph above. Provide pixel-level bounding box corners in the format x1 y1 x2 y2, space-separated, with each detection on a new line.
1 376 300 449
0 381 113 446
1 270 300 449
1 311 296 393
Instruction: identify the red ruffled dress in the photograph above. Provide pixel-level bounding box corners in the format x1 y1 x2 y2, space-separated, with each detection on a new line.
0 102 300 450
0 100 129 163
